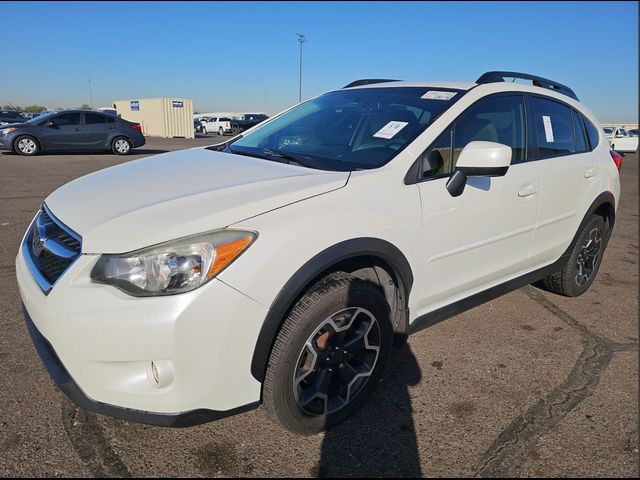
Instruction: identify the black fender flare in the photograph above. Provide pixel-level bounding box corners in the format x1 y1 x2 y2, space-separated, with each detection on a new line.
250 237 414 382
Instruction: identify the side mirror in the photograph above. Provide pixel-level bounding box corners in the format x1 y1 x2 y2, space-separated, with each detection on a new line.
43 120 56 128
446 141 512 197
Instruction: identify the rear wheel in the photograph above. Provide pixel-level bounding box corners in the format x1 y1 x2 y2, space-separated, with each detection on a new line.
219 127 224 136
537 215 608 297
14 135 39 156
111 136 132 155
263 272 393 435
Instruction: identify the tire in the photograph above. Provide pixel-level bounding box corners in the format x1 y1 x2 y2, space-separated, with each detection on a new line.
14 135 39 156
111 136 132 155
202 126 207 135
263 272 393 435
219 127 224 136
537 215 608 297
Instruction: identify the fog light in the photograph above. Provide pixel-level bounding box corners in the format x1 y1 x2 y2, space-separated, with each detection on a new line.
147 360 174 388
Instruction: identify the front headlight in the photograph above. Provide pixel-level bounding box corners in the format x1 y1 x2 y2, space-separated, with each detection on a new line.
1 127 17 135
91 229 257 296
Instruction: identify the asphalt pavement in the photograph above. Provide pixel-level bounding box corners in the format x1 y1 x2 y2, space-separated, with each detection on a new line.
0 138 637 477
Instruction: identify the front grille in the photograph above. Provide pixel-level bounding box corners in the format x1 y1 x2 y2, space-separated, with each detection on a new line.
37 250 75 284
23 205 82 293
39 209 81 252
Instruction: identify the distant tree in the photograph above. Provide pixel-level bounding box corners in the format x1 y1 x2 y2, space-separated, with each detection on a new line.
79 104 92 110
2 104 21 111
23 105 46 113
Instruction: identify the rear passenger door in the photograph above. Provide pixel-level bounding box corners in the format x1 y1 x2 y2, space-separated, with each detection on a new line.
82 112 111 149
413 94 540 312
525 95 599 270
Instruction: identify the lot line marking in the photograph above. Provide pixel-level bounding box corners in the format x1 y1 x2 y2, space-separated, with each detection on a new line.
475 286 637 477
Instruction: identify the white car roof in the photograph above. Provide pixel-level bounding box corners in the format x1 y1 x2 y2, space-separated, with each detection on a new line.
344 80 477 91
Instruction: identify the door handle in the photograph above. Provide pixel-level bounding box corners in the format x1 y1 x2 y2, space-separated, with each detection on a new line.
584 167 598 178
518 184 538 198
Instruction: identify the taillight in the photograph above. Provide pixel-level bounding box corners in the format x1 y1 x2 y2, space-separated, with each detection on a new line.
610 149 623 171
131 123 142 133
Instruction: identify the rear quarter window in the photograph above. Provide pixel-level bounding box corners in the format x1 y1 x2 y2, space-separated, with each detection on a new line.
583 116 601 150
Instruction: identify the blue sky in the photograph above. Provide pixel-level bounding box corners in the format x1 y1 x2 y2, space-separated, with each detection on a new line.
2 1 638 121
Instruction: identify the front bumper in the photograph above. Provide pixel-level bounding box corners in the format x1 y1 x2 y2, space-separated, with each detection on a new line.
16 246 268 425
22 305 258 427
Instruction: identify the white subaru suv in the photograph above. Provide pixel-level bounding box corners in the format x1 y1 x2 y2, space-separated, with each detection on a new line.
16 72 621 434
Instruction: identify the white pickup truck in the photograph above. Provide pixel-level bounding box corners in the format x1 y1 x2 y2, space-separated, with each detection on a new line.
200 116 238 136
604 126 638 153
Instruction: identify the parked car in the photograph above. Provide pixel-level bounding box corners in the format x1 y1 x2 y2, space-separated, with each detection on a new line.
0 110 25 125
0 110 145 156
201 116 240 136
236 113 269 132
17 71 619 435
627 129 638 137
605 126 638 153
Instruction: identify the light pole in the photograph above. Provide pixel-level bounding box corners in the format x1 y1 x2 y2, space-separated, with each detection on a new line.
88 79 94 109
297 33 306 103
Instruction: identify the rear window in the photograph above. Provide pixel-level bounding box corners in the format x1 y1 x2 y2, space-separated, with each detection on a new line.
84 113 106 124
532 97 575 157
220 117 231 121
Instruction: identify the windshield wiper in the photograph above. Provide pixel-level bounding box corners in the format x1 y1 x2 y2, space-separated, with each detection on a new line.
262 149 316 168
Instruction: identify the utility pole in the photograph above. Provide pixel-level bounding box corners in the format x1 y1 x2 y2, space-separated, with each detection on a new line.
88 79 93 109
297 33 307 103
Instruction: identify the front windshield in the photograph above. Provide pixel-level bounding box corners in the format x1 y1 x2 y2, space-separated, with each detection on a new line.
603 128 614 134
228 87 462 171
26 112 56 124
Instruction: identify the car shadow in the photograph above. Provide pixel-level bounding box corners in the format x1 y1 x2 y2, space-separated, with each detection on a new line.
316 343 423 477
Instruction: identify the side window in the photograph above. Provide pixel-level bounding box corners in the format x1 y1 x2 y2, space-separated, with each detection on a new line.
532 97 575 157
583 116 600 150
417 95 526 179
452 95 526 165
571 110 588 152
52 113 81 126
84 113 106 124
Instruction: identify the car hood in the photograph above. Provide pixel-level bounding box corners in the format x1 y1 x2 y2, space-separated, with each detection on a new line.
45 148 350 253
0 122 28 128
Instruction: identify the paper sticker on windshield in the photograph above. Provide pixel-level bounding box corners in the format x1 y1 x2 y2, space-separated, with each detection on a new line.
373 121 409 139
421 90 457 101
542 115 554 142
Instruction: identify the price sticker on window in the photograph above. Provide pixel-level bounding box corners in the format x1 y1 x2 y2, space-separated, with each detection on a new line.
542 115 554 142
373 121 409 139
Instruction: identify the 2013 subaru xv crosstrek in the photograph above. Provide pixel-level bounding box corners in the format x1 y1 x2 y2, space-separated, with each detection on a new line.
16 72 621 434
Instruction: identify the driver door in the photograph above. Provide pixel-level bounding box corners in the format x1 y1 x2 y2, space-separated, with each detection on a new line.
412 94 540 315
40 112 82 150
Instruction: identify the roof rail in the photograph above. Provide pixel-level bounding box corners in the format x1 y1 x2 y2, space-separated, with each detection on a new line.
343 79 401 88
476 71 578 101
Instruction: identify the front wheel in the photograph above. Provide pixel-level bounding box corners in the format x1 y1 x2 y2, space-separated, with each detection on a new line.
263 272 393 435
202 126 207 135
111 137 132 155
14 135 40 156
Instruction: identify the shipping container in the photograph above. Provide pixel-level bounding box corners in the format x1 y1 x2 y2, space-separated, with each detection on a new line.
112 97 194 139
